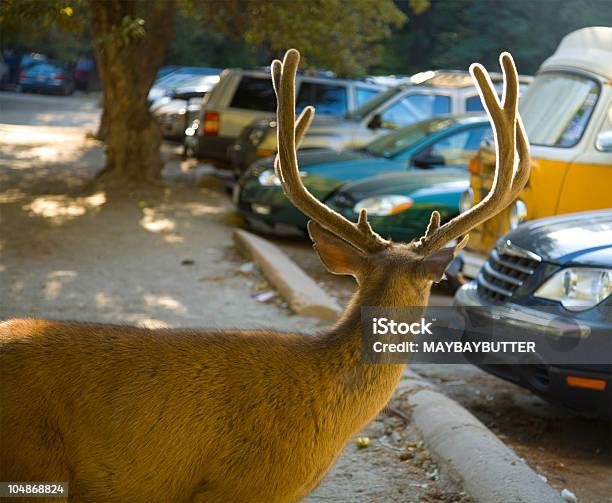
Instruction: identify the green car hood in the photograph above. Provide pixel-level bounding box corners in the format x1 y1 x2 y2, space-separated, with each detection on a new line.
337 168 469 201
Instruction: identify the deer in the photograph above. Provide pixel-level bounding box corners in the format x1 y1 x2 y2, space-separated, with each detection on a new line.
0 49 529 503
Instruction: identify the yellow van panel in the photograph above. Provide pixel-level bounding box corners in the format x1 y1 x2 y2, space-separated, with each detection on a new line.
557 162 612 213
467 156 570 253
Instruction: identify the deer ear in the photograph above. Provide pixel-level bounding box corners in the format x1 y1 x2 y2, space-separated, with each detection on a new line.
307 221 366 277
420 247 456 283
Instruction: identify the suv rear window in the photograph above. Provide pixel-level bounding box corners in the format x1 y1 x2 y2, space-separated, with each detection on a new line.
296 82 348 116
465 95 485 112
230 76 276 112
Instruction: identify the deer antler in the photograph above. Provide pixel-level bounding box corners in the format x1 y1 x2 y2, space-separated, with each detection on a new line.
271 50 390 254
412 52 530 256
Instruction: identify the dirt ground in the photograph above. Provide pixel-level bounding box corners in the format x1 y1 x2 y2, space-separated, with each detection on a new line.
0 91 473 502
414 364 612 503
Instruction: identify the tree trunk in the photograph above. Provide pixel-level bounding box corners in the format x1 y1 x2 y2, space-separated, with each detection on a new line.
90 0 176 184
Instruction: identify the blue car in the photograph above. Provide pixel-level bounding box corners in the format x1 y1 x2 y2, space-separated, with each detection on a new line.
454 210 612 419
236 114 490 236
19 61 75 95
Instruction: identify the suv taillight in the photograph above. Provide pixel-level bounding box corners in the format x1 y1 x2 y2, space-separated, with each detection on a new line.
203 111 219 136
468 156 479 174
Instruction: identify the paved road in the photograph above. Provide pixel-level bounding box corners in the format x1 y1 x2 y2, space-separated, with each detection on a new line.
0 91 100 128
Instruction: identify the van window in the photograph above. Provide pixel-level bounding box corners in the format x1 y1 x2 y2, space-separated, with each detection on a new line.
355 87 381 107
596 105 612 152
520 72 600 148
230 76 276 112
379 93 451 129
296 82 348 116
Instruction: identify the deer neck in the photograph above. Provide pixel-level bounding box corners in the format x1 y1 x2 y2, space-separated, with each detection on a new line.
314 284 427 420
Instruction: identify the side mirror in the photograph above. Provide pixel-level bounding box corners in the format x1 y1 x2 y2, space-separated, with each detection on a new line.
412 151 446 168
367 114 382 130
596 131 612 152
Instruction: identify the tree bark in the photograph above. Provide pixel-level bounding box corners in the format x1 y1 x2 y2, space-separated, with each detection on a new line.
90 0 176 184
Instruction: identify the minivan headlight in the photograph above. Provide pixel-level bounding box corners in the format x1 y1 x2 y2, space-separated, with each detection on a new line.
534 267 612 311
509 200 527 229
354 195 413 216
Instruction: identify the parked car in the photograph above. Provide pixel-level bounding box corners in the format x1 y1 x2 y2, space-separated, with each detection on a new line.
229 70 532 176
235 114 489 235
451 26 612 284
454 209 612 420
147 66 221 104
19 52 48 70
185 69 386 162
151 75 219 141
19 61 75 95
326 168 469 243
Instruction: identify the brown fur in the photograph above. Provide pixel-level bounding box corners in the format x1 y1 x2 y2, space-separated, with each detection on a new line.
0 243 433 502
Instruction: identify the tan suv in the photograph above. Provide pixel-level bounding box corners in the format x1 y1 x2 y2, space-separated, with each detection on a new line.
184 69 385 162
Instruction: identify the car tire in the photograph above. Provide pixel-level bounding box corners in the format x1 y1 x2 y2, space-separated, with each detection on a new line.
185 143 198 159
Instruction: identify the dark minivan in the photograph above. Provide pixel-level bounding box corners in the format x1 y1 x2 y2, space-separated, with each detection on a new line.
454 210 612 419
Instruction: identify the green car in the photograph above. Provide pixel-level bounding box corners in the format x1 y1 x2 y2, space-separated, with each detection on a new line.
326 168 469 242
235 114 489 236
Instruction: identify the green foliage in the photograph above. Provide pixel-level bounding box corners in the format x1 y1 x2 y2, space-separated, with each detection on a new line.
374 0 612 76
166 13 263 69
0 0 89 59
193 0 407 77
242 0 406 76
95 16 146 49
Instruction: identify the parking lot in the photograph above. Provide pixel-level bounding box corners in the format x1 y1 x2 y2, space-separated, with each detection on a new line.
1 91 610 502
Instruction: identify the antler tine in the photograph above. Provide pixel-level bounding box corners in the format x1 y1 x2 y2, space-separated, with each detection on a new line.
273 49 390 253
412 52 530 255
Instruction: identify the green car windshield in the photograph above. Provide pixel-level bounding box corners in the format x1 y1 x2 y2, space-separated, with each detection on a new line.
365 117 457 158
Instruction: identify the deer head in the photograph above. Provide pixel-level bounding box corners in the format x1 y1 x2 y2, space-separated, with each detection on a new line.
272 49 530 308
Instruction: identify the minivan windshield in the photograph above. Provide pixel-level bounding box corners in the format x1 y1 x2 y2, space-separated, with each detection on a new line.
364 116 457 158
346 86 405 121
520 71 600 148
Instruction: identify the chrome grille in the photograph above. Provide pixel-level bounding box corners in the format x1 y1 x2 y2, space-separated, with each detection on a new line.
477 242 541 303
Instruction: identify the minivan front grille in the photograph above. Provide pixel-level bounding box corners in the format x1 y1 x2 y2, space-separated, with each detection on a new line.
477 242 541 303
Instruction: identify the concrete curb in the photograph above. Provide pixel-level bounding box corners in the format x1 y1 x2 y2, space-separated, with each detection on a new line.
398 370 564 503
233 229 342 320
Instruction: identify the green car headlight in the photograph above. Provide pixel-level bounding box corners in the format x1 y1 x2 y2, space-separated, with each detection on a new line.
354 195 413 217
534 267 612 311
258 169 307 187
257 169 281 186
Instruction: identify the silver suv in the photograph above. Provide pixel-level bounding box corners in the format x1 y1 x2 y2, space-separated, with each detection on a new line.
230 71 532 175
184 68 385 162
